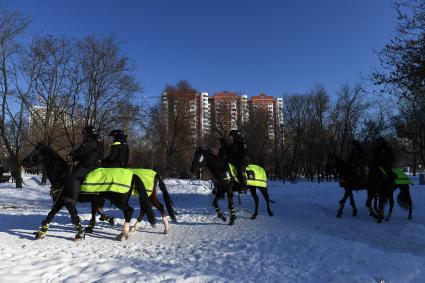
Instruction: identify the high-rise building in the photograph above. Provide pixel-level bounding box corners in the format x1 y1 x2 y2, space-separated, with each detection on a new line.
161 91 284 141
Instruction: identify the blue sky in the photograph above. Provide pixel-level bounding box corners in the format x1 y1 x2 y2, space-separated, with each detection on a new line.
7 0 396 100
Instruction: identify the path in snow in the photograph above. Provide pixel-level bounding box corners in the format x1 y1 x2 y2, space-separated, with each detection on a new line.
0 175 425 282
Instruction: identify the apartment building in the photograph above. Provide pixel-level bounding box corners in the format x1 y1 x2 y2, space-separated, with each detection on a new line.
161 91 284 141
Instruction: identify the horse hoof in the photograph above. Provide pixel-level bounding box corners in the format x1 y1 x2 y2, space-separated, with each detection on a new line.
336 213 342 218
385 218 390 222
268 211 274 217
408 216 412 220
74 233 85 241
34 232 45 239
229 220 235 225
84 227 93 234
251 215 257 220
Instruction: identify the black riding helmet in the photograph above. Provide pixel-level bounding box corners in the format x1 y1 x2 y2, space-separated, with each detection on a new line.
109 129 127 142
229 130 242 141
82 125 97 136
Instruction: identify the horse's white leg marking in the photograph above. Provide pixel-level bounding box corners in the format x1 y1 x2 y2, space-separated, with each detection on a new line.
130 220 141 232
117 222 130 241
163 216 170 234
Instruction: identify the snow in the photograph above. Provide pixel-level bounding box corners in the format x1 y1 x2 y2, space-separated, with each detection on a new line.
1 175 425 282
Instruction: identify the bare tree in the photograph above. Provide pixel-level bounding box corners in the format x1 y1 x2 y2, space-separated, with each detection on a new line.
0 10 31 188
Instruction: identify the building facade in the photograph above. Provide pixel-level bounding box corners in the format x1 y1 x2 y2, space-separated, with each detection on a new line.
161 91 284 141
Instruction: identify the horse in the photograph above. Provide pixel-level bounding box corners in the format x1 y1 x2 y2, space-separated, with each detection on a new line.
89 169 176 235
190 146 273 225
22 143 156 241
326 154 411 222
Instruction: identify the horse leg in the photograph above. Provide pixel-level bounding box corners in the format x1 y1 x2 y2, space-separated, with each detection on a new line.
407 188 413 220
98 198 116 225
376 193 386 223
157 175 177 222
85 198 99 234
385 189 395 221
337 188 349 218
64 203 85 240
130 198 146 232
348 191 358 216
249 187 259 219
259 187 273 216
151 192 170 234
212 190 226 222
34 201 64 239
227 189 236 225
365 191 378 219
110 197 134 241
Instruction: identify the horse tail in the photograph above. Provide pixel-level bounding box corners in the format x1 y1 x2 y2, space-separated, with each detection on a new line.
133 175 156 226
397 185 413 211
157 174 176 221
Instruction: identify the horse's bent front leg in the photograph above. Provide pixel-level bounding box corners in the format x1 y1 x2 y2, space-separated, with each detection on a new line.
337 188 350 218
97 199 116 225
35 201 64 239
65 203 85 241
365 191 378 219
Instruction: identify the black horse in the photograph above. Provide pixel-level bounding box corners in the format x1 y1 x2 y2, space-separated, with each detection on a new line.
22 144 156 241
326 154 411 222
190 146 273 225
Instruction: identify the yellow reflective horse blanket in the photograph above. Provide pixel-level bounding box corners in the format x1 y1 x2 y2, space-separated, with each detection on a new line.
392 168 412 185
129 168 156 197
80 168 133 194
228 164 267 188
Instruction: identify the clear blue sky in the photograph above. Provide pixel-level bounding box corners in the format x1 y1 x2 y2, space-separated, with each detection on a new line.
7 0 396 100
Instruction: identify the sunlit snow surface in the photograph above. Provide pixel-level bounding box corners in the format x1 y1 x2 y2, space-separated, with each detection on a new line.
1 174 425 282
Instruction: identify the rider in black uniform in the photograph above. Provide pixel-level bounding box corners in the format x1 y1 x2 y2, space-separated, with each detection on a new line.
346 139 367 181
62 126 103 204
103 129 129 168
371 137 395 184
228 130 249 190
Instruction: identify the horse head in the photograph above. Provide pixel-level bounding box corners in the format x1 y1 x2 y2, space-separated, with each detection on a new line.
22 143 65 168
22 142 47 168
190 145 213 172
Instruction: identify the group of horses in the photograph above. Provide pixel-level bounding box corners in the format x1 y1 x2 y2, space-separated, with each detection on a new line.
21 144 413 242
326 154 413 223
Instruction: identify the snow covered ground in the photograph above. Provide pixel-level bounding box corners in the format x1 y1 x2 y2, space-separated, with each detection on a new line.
1 174 425 282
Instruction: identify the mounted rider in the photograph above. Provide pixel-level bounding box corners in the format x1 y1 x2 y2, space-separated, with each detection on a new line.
62 126 103 204
346 139 367 181
103 129 129 168
371 137 395 184
227 130 249 190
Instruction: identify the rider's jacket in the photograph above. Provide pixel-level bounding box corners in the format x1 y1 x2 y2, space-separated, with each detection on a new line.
103 141 129 168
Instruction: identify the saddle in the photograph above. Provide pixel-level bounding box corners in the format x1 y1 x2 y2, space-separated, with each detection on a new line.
227 163 267 188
